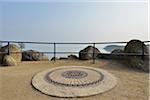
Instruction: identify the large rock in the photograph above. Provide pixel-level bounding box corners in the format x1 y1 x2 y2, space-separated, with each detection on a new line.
111 49 124 54
3 55 17 66
68 55 78 60
22 50 48 61
110 49 124 59
59 57 68 60
124 39 149 72
79 46 100 60
0 44 22 64
97 49 124 59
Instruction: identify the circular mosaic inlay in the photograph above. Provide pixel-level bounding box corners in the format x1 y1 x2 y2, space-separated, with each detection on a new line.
32 66 117 97
61 70 88 79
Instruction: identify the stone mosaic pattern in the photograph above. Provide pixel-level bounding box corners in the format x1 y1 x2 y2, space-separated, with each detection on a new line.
32 66 117 97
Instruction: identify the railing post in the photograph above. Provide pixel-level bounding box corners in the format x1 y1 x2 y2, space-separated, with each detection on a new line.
142 42 144 61
20 42 22 62
93 43 95 64
54 43 56 62
8 42 10 55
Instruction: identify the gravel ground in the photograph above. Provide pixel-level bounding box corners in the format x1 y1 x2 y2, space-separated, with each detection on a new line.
0 60 149 100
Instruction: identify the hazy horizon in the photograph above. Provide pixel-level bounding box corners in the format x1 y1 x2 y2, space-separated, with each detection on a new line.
0 0 149 42
0 0 149 58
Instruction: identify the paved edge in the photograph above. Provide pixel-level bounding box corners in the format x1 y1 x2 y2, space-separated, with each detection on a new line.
31 66 118 98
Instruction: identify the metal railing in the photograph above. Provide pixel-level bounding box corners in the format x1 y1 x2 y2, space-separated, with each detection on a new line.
0 40 149 64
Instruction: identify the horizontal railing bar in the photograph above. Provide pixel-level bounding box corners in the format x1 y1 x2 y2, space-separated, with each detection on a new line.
0 41 52 44
98 53 149 56
51 42 97 44
0 40 149 44
0 52 149 56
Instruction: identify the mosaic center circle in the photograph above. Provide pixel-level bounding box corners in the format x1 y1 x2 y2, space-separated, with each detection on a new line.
61 70 88 79
45 67 104 87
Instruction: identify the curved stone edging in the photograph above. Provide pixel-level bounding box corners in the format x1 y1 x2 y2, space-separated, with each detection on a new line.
31 66 118 97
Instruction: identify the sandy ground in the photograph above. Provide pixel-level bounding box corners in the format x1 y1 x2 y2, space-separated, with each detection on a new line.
0 60 149 100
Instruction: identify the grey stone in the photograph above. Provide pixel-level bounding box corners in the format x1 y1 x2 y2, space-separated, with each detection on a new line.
68 55 78 60
3 55 17 66
79 46 100 60
22 50 48 61
0 44 22 64
124 39 149 72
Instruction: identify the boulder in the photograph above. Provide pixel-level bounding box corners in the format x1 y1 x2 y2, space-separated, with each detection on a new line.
59 57 68 60
124 39 149 72
111 49 124 54
97 54 110 59
110 49 124 59
22 50 44 61
3 55 17 66
0 44 22 64
68 55 78 60
79 46 100 60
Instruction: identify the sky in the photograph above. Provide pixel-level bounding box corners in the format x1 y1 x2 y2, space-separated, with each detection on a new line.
0 0 149 43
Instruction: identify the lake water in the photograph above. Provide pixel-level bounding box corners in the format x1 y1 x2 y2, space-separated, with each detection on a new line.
22 44 110 58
